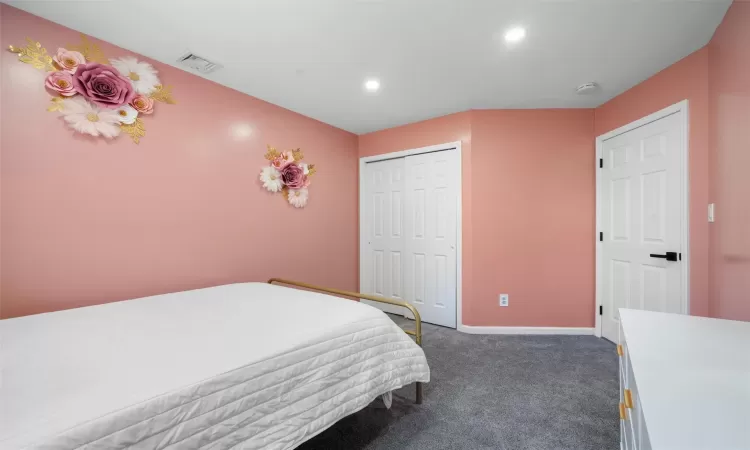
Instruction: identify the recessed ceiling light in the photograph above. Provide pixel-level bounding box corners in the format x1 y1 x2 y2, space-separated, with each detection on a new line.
364 78 381 92
504 26 526 43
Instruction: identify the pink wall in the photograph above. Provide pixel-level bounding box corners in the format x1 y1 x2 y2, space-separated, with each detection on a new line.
594 48 712 317
470 110 595 327
3 4 746 325
708 1 750 321
358 110 594 327
0 5 359 318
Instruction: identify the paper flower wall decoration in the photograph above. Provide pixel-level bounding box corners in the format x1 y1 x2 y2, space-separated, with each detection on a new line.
8 35 176 143
260 146 317 208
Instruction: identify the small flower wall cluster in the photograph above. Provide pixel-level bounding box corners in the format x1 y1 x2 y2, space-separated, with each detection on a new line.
260 146 317 208
8 36 176 143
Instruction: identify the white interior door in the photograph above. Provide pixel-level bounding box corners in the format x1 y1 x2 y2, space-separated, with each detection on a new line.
403 150 458 328
362 157 407 316
361 149 459 328
600 111 685 342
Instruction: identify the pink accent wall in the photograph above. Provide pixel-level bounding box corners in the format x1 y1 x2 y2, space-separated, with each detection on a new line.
708 1 750 321
470 110 595 327
3 4 747 326
358 110 595 327
594 48 712 317
0 5 359 319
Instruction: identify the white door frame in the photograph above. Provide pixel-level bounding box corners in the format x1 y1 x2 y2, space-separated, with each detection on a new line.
594 100 690 338
359 141 463 329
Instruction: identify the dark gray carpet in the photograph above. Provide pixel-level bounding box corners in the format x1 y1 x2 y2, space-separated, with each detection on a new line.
298 314 619 450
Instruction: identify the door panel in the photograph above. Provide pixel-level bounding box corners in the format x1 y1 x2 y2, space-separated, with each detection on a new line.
601 112 684 342
403 150 459 328
362 158 406 315
373 250 384 296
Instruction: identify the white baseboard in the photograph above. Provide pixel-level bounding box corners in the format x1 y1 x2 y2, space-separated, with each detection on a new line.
458 325 595 335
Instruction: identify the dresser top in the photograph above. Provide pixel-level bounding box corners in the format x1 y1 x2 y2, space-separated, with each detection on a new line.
619 309 750 450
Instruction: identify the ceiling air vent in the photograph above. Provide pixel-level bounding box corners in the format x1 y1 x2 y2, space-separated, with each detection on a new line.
576 82 599 95
177 52 222 74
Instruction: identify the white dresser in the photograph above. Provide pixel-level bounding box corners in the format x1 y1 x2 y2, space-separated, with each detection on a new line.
618 309 750 450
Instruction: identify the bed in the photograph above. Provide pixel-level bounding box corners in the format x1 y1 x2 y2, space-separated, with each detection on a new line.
0 279 429 449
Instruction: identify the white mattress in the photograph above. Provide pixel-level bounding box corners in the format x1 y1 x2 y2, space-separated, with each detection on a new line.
0 282 430 449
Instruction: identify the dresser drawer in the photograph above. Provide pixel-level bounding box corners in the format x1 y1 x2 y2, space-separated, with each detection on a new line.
620 403 630 450
619 323 644 450
625 353 641 438
624 409 637 450
618 322 629 387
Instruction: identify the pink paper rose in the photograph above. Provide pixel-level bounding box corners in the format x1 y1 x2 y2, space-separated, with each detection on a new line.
45 71 77 97
271 152 295 171
53 48 86 74
280 163 306 189
130 94 154 114
72 63 136 109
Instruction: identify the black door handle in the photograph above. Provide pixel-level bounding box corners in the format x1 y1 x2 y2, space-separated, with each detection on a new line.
649 252 678 262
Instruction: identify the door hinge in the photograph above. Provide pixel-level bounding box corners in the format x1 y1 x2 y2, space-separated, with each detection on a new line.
679 252 682 261
599 232 603 242
599 305 603 315
599 158 603 168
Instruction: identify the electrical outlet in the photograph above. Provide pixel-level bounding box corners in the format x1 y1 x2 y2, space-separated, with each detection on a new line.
708 203 715 223
499 294 509 307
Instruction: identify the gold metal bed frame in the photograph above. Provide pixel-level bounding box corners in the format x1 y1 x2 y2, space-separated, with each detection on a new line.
267 278 424 405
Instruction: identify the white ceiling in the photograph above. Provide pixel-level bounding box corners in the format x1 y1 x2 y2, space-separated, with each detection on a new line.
6 0 731 134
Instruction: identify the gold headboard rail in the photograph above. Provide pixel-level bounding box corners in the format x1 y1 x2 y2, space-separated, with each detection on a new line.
267 277 424 404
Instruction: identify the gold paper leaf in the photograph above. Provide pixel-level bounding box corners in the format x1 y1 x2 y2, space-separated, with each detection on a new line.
292 148 304 162
8 38 55 71
148 84 177 104
264 145 280 161
307 164 317 176
281 186 289 200
68 34 108 64
47 97 65 112
120 118 146 144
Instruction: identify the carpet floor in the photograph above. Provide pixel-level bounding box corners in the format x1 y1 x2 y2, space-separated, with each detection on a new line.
298 314 619 450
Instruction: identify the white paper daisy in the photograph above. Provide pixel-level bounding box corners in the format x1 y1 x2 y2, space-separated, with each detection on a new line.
114 105 139 125
287 187 309 208
61 97 122 138
110 56 161 95
259 166 283 193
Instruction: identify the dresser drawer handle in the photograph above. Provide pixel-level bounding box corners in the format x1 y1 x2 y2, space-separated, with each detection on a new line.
619 402 626 420
617 344 623 356
624 389 634 409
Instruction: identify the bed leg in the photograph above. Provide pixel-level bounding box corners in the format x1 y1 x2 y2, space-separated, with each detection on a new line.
416 382 423 404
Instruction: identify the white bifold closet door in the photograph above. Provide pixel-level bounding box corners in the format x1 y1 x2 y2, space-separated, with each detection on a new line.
362 149 458 328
